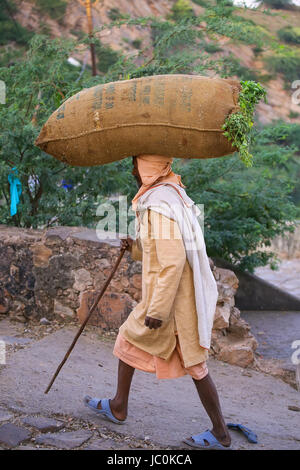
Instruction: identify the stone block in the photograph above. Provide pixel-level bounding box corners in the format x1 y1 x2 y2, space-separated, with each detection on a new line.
31 244 52 268
0 409 13 423
77 290 136 328
213 303 231 329
216 337 257 368
23 416 64 433
35 430 92 449
54 300 74 318
0 423 31 448
73 268 92 292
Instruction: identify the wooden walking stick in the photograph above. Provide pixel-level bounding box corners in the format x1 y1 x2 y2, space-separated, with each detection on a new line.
44 246 127 394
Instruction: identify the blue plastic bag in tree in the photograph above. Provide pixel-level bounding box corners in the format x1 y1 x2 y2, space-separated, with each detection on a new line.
8 167 22 217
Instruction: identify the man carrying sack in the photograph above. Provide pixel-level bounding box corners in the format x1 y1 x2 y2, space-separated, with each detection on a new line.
84 154 232 450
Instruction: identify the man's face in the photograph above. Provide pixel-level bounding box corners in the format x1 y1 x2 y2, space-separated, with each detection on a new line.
132 156 142 188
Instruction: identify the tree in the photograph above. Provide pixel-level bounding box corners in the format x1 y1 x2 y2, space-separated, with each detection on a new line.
34 0 67 21
168 0 196 22
0 35 127 228
0 0 32 45
174 120 299 272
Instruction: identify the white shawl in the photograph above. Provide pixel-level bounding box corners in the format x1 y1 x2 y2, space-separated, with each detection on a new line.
135 182 218 350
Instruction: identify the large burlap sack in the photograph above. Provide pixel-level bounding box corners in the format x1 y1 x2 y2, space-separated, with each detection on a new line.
35 74 241 166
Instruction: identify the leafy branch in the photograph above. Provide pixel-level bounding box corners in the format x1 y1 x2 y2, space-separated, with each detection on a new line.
222 80 268 167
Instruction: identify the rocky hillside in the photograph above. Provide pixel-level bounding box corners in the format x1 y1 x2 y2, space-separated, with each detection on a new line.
6 0 300 124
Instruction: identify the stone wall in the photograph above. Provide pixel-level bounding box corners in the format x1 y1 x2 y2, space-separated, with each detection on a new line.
0 225 257 368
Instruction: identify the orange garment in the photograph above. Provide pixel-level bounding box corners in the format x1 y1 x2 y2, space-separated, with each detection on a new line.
119 209 209 366
113 332 208 381
131 154 185 210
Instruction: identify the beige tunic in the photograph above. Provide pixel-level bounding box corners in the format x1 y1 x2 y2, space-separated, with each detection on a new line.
119 208 208 368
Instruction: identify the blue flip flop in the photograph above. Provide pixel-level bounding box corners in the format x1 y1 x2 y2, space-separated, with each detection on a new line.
183 430 232 450
227 423 257 444
83 395 127 425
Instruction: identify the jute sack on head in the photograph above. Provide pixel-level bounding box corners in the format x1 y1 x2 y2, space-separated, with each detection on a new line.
35 74 241 166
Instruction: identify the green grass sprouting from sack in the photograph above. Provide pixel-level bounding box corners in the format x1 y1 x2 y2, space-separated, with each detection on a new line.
222 80 267 167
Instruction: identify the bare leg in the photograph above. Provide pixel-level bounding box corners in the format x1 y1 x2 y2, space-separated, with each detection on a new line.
97 359 135 421
188 373 231 447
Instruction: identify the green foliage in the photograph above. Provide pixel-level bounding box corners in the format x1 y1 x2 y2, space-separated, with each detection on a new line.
70 29 85 40
107 8 125 22
206 0 236 17
202 3 269 48
253 119 300 153
150 17 198 47
0 44 25 67
191 0 209 6
0 35 107 228
264 49 300 86
132 39 142 49
289 110 300 119
120 17 208 80
34 0 67 21
278 26 300 45
250 120 300 211
253 45 264 56
217 53 260 81
94 40 120 73
0 0 33 45
203 42 222 53
168 0 195 22
222 81 267 167
38 20 52 36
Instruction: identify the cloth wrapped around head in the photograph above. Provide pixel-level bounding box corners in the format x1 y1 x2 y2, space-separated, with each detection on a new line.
131 154 185 210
